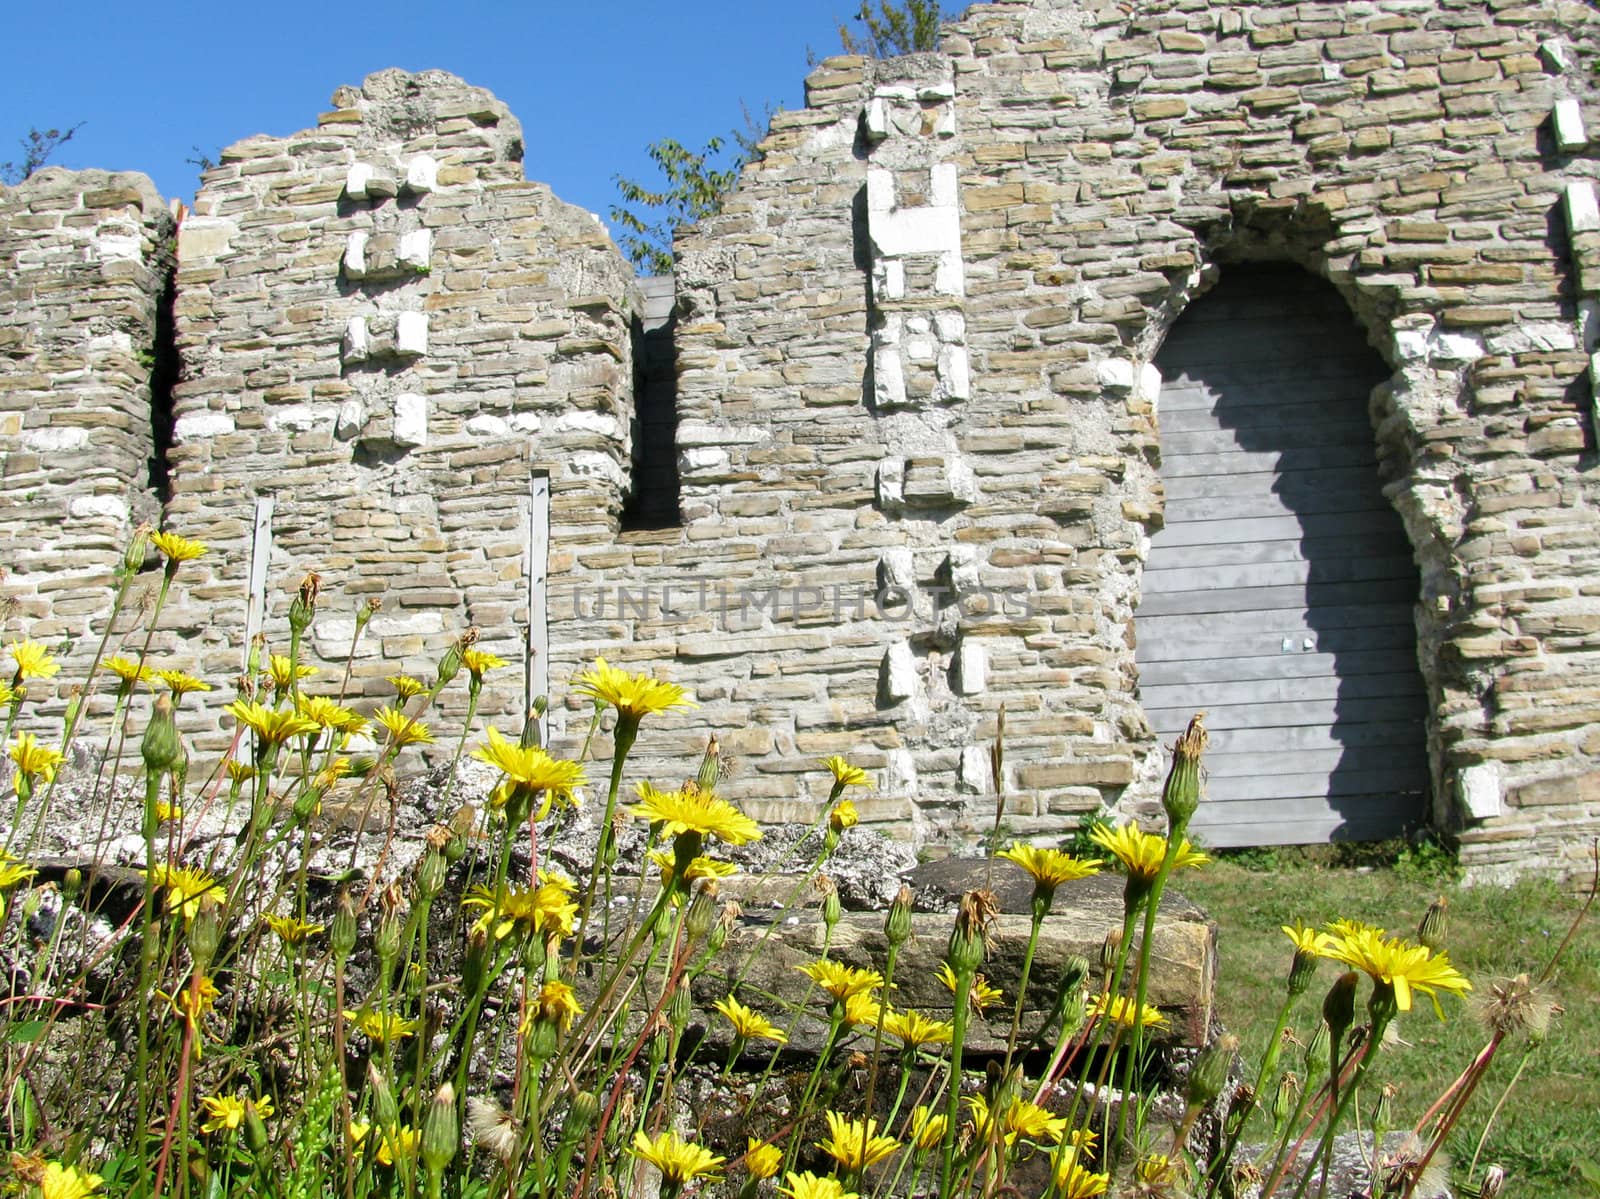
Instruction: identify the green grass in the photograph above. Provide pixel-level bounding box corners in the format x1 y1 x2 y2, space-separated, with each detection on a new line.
1182 850 1600 1199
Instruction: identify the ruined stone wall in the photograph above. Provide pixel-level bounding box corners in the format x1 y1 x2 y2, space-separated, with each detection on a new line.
644 0 1600 878
4 3 1600 877
160 70 639 753
0 170 172 699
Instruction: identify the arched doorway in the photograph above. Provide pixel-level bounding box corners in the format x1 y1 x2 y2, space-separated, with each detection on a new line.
1135 264 1429 846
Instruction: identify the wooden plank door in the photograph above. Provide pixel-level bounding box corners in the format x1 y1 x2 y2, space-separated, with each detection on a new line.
1135 265 1430 846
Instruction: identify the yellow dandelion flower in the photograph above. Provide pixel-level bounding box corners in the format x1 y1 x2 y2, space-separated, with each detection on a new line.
39 1162 104 1199
0 852 37 890
1137 1154 1179 1187
474 726 585 817
0 680 14 706
8 640 59 682
105 655 153 687
388 674 426 700
265 914 325 945
798 959 883 1002
937 963 1004 1014
713 994 788 1045
997 844 1102 890
967 1094 1068 1146
629 780 761 845
353 1123 418 1167
649 848 738 898
199 1093 274 1134
462 647 507 678
374 705 433 747
1320 925 1471 1015
629 1129 724 1185
225 700 319 746
1325 917 1384 941
267 655 318 691
1088 822 1208 883
8 733 64 784
1282 920 1336 958
156 670 212 697
143 864 223 923
149 530 206 563
226 760 256 784
1086 993 1167 1030
909 1105 948 1151
1053 1150 1110 1198
823 755 870 788
576 656 696 722
154 800 182 823
842 992 882 1028
294 694 366 734
779 1171 857 1199
882 1007 954 1050
343 1009 418 1044
829 799 859 833
818 1112 899 1173
745 1139 783 1180
462 881 577 941
535 980 583 1031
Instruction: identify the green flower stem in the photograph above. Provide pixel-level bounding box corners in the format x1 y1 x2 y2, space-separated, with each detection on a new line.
132 768 164 1192
1055 897 1141 1142
938 970 974 1199
1002 902 1047 1078
1290 1009 1392 1199
572 711 638 980
1205 989 1297 1187
784 1007 847 1178
861 940 903 1129
1115 837 1185 1156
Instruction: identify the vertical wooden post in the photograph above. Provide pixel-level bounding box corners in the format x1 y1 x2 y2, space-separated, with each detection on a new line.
244 497 275 670
526 472 551 745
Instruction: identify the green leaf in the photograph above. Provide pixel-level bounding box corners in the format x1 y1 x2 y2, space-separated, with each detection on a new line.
5 1018 48 1044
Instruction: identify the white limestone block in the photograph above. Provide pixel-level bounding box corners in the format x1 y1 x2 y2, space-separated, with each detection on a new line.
23 426 90 452
342 317 370 363
335 398 366 440
676 421 770 447
553 409 622 437
877 258 906 301
395 311 429 357
69 495 130 522
939 343 970 401
874 85 917 101
875 457 906 509
404 155 437 195
266 405 325 433
879 547 916 590
343 231 369 279
953 638 987 695
945 455 979 505
935 105 957 138
94 235 141 261
176 216 235 260
393 393 428 448
345 163 374 200
873 342 908 409
1554 97 1588 153
959 745 992 793
885 747 918 793
566 450 624 486
1431 330 1486 363
465 414 509 437
680 446 729 473
930 162 959 208
918 79 955 102
944 546 981 595
1096 358 1136 391
397 229 432 272
173 411 235 440
881 641 919 704
1485 322 1577 355
86 332 134 356
1540 38 1572 74
1392 324 1431 361
508 412 541 434
1564 181 1599 235
867 168 897 214
1457 761 1502 821
934 311 965 342
1137 363 1163 405
864 98 890 142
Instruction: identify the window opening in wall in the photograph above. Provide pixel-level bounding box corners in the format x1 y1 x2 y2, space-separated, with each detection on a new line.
621 275 681 530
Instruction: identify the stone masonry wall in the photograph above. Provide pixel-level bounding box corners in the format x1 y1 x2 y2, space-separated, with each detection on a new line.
634 0 1600 879
160 70 639 754
4 3 1600 878
0 169 172 697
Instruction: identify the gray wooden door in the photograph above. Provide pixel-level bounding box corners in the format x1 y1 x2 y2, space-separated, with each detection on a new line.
1135 265 1429 846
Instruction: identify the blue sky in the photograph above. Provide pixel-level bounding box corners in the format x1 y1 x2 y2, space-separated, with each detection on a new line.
4 1 875 222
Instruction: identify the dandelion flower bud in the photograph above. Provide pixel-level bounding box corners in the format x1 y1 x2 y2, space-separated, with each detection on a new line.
1418 896 1448 953
1161 713 1207 832
696 735 722 795
141 693 184 777
819 876 842 936
566 1092 600 1139
243 1099 271 1155
62 868 82 901
1304 1021 1331 1081
368 1063 400 1130
416 851 447 902
1186 1033 1238 1109
1322 972 1359 1049
1479 1165 1505 1199
1272 1072 1299 1130
124 523 152 575
947 889 994 975
187 907 221 967
331 890 358 961
421 1082 458 1173
685 880 719 944
1100 927 1123 976
886 883 914 949
375 912 404 967
289 571 320 635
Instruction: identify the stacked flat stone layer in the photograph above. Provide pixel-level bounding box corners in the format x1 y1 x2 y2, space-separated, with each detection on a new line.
0 169 171 701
